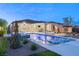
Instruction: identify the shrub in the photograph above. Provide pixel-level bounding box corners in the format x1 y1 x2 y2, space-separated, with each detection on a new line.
10 35 22 49
10 40 22 49
0 31 4 36
31 44 37 51
23 40 28 44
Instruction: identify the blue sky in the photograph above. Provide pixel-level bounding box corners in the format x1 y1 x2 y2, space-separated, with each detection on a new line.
0 3 79 25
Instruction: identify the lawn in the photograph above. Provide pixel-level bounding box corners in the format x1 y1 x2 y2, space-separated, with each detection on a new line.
31 50 61 56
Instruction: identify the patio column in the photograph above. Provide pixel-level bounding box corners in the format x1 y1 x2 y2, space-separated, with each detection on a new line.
45 22 47 44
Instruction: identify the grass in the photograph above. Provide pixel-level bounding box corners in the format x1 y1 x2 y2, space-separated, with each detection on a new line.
0 37 9 56
31 50 61 56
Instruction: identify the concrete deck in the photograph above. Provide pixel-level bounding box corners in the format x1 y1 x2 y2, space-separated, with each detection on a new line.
30 38 79 56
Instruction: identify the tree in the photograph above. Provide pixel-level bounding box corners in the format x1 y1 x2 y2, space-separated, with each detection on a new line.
0 18 8 34
0 19 7 27
63 16 73 33
63 16 73 26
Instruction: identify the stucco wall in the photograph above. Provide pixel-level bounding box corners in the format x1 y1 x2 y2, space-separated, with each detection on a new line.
10 21 71 33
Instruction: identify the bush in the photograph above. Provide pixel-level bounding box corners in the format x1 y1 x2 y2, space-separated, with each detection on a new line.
10 41 22 49
0 30 6 34
0 31 4 36
23 40 28 44
10 36 22 49
31 44 37 51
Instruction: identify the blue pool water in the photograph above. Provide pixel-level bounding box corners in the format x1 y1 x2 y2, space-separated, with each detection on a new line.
15 32 75 44
32 33 75 44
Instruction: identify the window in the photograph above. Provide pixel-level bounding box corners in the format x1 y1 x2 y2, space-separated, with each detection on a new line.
38 25 41 28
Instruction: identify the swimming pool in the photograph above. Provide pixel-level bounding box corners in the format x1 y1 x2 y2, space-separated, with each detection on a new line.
48 37 75 44
30 33 75 44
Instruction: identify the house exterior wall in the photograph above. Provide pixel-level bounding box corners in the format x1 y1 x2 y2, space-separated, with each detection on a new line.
64 27 72 33
33 23 45 32
46 23 53 32
10 21 73 33
67 27 72 33
47 23 64 33
12 22 46 33
18 22 33 32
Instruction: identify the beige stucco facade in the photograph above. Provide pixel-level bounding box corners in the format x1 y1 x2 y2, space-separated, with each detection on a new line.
46 23 64 33
10 20 73 33
17 22 46 32
64 26 72 33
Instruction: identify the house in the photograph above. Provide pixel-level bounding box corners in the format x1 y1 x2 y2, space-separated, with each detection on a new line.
63 26 73 33
8 19 73 34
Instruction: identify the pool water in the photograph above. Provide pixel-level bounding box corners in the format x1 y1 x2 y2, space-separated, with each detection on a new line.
32 34 75 44
18 32 75 45
49 38 75 44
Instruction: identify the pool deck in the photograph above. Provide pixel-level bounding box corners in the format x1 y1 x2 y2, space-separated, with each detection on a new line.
30 39 79 56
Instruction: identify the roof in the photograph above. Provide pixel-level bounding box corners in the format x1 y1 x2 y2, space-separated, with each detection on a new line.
63 25 72 27
11 19 64 25
11 19 46 24
48 21 63 25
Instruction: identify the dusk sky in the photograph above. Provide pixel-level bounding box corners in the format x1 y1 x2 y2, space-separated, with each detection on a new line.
0 3 79 25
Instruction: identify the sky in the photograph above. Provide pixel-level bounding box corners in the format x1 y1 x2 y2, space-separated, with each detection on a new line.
0 3 79 25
